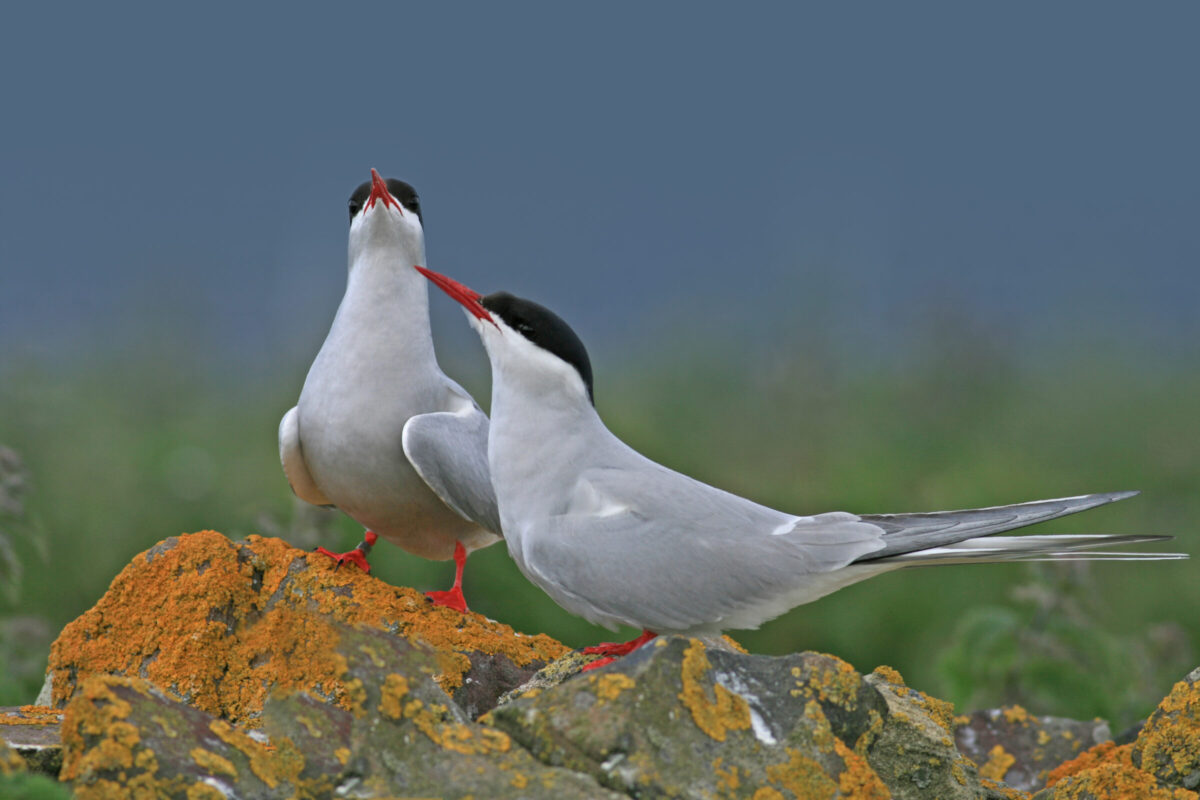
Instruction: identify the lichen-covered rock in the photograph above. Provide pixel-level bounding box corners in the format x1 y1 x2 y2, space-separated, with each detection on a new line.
954 705 1111 792
863 665 1004 800
47 531 566 724
1134 666 1200 790
0 706 63 776
60 621 622 799
489 635 1003 799
1033 741 1197 800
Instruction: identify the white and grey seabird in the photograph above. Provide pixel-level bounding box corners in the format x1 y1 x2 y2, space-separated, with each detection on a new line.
416 266 1186 666
278 171 500 611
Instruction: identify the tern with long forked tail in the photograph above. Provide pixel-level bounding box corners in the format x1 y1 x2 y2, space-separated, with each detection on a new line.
278 172 500 612
416 265 1186 667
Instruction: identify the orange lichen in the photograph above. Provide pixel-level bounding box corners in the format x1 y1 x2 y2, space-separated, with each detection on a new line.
1002 704 1031 725
186 785 227 800
48 532 567 724
870 665 906 687
713 756 741 794
0 705 62 726
677 639 751 742
804 699 837 754
378 673 411 720
764 747 837 797
1136 674 1200 785
1048 760 1197 800
60 676 140 782
979 744 1016 782
833 738 891 800
1045 741 1123 787
189 747 237 778
593 673 636 702
751 789 786 800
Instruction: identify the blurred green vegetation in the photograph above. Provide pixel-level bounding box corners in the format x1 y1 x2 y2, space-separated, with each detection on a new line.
0 325 1195 731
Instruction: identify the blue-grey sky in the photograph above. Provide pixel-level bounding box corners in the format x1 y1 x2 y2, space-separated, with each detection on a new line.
2 3 1197 371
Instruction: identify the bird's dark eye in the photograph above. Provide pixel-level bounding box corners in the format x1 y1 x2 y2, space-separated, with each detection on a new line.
348 200 363 221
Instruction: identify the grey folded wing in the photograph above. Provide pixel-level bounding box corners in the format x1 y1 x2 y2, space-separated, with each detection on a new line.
402 407 502 535
516 463 886 633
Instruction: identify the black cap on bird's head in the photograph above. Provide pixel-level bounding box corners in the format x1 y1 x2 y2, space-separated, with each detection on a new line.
348 168 422 223
415 266 594 403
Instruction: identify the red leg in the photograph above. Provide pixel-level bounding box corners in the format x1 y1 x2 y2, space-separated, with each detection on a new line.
426 541 470 613
581 629 658 671
315 530 378 573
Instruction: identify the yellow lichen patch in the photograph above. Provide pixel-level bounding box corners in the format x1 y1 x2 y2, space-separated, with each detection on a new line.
713 756 741 795
187 785 227 800
334 747 350 765
871 665 906 687
764 747 837 797
190 747 238 778
751 788 786 800
510 771 529 788
0 705 62 726
833 738 891 800
378 673 411 720
1001 704 1031 725
1050 760 1197 800
721 635 748 654
919 695 956 735
1044 741 1123 787
48 532 568 724
805 700 837 754
1136 674 1200 785
854 709 885 756
677 639 751 742
812 658 861 707
594 673 636 702
1037 728 1052 746
979 744 1015 782
60 676 143 782
208 719 305 790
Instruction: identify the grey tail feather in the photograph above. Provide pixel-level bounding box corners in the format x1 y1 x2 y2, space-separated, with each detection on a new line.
874 533 1186 566
855 490 1140 561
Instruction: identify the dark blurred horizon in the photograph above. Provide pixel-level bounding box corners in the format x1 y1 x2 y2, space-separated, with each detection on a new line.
2 3 1199 375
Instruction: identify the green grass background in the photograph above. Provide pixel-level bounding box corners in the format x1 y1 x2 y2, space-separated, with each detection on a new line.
1 325 1195 731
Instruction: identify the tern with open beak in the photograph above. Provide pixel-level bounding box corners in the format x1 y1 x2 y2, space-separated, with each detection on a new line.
417 265 1186 668
278 171 500 612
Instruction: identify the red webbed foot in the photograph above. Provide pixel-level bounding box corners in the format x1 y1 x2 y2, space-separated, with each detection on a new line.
315 530 378 573
581 629 658 671
426 541 470 613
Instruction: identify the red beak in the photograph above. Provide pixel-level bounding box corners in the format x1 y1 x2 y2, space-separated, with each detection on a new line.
365 168 401 214
414 266 498 328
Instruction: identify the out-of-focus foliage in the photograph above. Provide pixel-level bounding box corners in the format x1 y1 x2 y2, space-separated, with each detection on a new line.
0 771 74 800
0 324 1195 723
936 564 1193 728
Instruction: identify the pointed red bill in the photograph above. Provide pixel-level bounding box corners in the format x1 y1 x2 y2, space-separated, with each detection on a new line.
414 265 498 328
365 167 401 213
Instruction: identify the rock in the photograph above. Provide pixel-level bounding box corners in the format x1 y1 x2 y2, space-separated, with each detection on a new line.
862 666 1013 800
1133 666 1200 790
60 621 623 799
954 704 1111 792
1033 741 1197 799
488 635 1003 799
0 706 63 776
47 531 566 724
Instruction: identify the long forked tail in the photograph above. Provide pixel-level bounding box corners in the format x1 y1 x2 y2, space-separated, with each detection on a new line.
854 490 1187 565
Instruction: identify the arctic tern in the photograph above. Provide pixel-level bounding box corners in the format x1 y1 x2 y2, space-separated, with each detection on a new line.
278 171 500 612
416 265 1186 667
